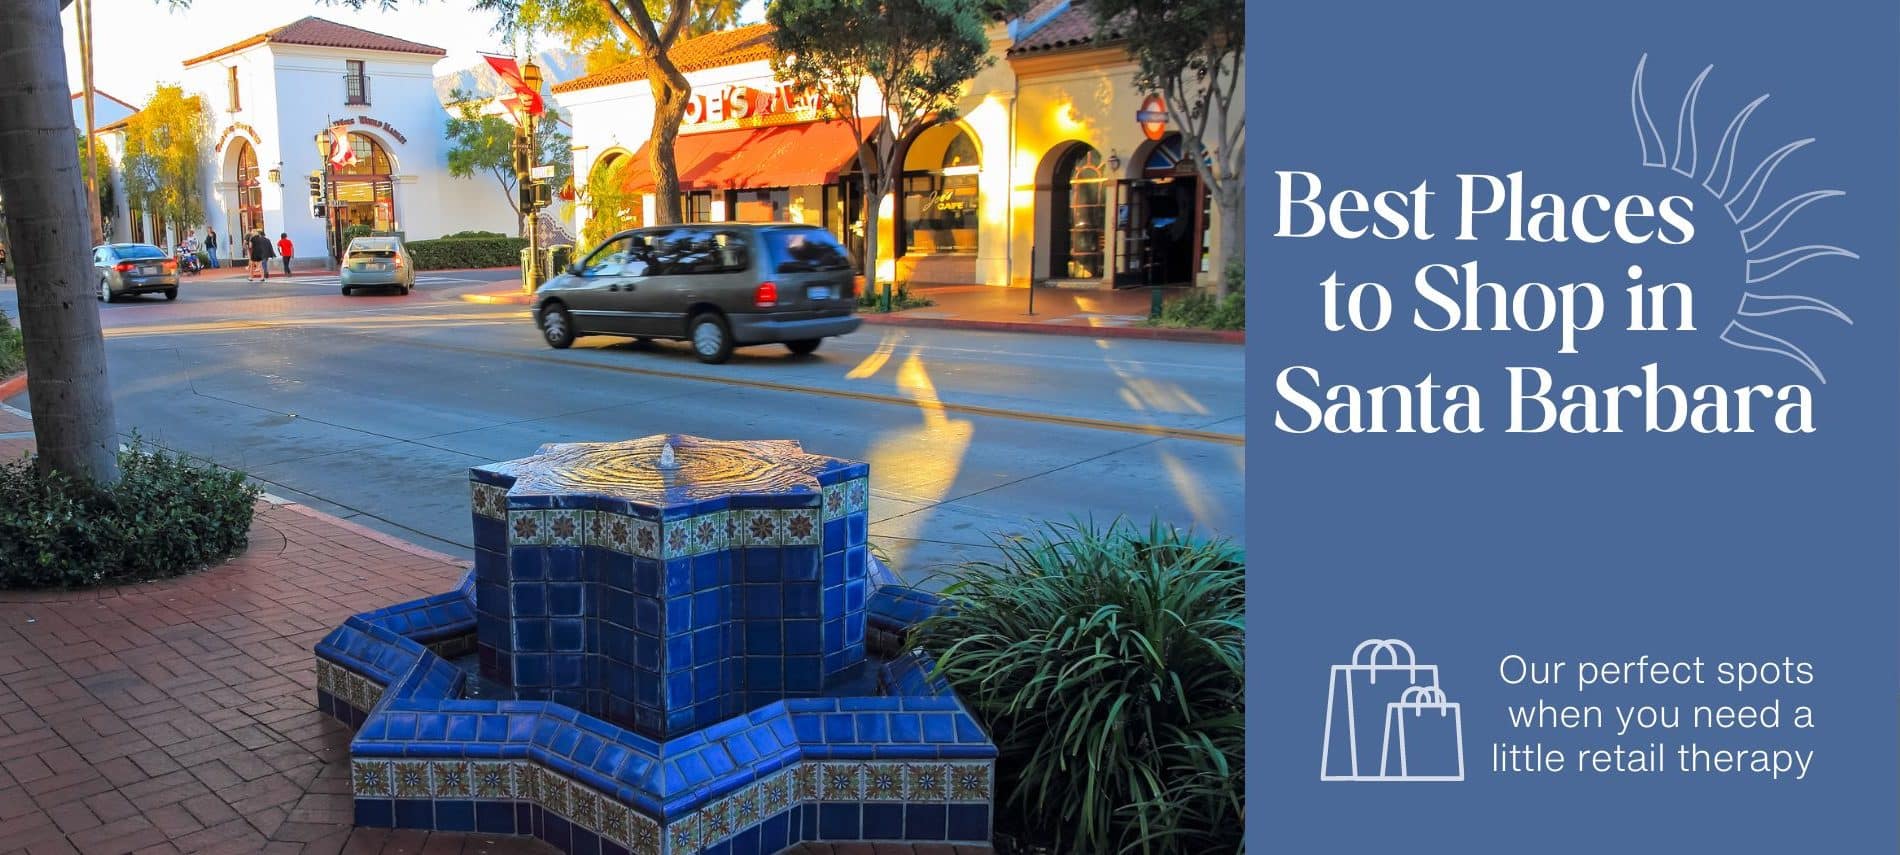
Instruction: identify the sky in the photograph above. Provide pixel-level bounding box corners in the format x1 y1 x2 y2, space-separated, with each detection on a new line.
61 0 766 109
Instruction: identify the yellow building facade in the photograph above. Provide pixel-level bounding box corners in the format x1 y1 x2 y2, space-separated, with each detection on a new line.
555 0 1238 291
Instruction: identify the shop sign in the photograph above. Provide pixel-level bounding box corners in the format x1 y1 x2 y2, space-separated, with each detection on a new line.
1137 94 1168 141
215 122 261 153
683 83 824 131
330 115 408 145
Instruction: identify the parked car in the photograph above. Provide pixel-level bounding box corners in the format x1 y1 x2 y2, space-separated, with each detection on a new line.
339 236 414 295
533 224 863 363
92 243 178 302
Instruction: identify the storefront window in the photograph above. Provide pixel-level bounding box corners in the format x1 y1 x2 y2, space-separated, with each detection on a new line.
900 126 979 255
679 191 714 223
1054 146 1106 279
333 133 396 233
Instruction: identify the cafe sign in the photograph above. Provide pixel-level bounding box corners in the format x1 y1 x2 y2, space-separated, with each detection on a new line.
683 83 825 132
1137 94 1169 141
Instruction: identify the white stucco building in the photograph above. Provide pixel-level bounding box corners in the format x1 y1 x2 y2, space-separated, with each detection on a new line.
98 17 515 265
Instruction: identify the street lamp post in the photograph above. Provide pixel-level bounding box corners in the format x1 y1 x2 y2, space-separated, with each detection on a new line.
315 129 338 266
519 58 543 294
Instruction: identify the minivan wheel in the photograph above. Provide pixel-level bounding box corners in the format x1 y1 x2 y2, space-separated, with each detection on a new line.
690 313 733 364
164 289 178 301
785 339 821 356
540 303 577 349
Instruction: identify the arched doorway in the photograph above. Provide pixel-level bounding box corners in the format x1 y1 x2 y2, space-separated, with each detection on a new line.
233 139 264 238
1115 132 1208 286
332 132 397 233
1049 144 1107 280
898 122 980 256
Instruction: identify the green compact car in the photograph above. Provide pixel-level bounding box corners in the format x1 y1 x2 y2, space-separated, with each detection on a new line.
339 236 414 296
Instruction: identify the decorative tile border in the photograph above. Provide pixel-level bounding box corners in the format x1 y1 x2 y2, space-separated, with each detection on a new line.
471 481 508 520
350 754 990 853
316 658 385 714
505 506 826 554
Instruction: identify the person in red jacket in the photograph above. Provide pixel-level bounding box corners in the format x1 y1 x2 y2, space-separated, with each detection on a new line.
276 233 294 277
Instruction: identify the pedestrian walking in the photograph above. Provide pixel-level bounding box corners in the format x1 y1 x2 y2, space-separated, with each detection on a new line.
247 229 272 281
277 233 294 277
204 225 219 268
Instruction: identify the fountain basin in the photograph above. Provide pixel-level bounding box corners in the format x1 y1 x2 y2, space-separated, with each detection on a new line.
314 436 996 854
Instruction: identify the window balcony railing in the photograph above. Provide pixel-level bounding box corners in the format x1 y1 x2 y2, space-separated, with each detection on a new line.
344 74 371 106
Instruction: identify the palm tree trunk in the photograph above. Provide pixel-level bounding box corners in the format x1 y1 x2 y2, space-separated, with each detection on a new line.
0 0 121 486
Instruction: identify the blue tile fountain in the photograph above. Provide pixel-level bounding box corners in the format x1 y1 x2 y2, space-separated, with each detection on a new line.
314 435 995 854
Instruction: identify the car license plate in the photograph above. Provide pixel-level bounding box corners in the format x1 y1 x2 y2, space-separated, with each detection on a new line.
808 286 831 300
372 263 389 271
139 265 157 275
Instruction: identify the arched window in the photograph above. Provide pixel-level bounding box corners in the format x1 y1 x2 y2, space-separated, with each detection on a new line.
234 139 263 236
1052 145 1106 279
332 132 396 233
900 124 980 255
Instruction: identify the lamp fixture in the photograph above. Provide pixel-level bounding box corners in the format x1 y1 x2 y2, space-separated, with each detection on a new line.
1107 150 1122 171
267 164 282 185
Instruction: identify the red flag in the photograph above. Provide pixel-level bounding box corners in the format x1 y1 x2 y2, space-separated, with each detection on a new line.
484 55 544 116
328 125 357 167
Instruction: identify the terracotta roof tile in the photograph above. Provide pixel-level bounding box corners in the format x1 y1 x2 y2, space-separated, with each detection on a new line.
1008 1 1125 56
183 16 445 68
551 23 778 94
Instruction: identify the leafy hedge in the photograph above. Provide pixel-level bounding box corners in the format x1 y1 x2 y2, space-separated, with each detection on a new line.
0 442 260 589
407 236 529 271
0 310 22 378
921 518 1245 854
442 230 508 239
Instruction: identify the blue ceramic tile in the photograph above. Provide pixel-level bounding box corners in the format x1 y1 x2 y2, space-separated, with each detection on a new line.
569 825 602 855
863 803 904 840
905 803 947 841
665 559 693 596
819 803 859 840
544 812 572 850
475 800 515 833
947 804 990 842
436 800 475 832
354 799 394 828
783 547 820 582
393 798 434 829
761 809 790 852
730 824 763 855
548 547 584 581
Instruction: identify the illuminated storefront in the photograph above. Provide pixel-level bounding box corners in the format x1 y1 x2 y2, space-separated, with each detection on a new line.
556 1 1237 289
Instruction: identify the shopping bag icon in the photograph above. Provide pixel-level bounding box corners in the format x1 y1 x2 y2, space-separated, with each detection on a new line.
1320 638 1439 781
1380 685 1465 781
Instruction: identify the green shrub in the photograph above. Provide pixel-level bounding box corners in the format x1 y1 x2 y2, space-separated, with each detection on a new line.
442 229 508 239
342 223 374 245
0 311 22 378
920 518 1245 854
856 281 935 312
0 441 261 589
1151 289 1245 331
406 237 529 271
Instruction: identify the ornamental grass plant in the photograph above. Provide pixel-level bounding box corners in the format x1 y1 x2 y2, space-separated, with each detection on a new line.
919 518 1245 854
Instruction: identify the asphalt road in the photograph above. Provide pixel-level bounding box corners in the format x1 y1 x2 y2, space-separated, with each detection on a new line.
1 268 1245 586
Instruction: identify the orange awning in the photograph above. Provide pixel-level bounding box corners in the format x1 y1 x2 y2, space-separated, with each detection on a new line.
622 119 881 192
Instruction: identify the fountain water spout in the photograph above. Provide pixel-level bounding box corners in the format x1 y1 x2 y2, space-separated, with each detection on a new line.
657 440 680 471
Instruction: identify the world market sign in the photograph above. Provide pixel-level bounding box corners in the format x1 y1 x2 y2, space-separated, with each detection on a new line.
683 83 825 132
330 115 408 146
215 122 261 153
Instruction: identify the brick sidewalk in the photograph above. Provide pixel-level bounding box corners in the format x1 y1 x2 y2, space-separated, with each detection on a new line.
0 410 992 855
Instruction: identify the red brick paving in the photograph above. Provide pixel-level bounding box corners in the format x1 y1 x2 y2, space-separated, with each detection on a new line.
0 406 988 854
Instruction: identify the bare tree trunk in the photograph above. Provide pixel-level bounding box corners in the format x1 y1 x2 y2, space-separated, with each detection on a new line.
0 0 120 486
78 0 103 247
1213 183 1244 299
648 72 689 226
861 181 882 303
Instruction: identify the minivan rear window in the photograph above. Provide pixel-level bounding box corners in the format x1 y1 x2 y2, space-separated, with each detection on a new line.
113 244 166 260
349 249 398 259
763 228 853 273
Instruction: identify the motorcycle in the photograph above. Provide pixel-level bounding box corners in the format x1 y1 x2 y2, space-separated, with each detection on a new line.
175 245 203 275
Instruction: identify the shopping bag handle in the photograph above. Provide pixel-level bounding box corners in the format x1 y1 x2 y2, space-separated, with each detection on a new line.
1352 638 1417 667
1400 685 1452 716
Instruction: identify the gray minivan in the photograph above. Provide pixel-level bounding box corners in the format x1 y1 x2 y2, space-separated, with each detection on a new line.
532 224 862 363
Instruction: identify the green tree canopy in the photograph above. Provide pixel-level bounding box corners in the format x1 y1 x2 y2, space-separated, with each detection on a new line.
769 0 1015 292
445 88 572 230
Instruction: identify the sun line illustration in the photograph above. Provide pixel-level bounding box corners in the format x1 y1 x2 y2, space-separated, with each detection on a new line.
1631 54 1856 384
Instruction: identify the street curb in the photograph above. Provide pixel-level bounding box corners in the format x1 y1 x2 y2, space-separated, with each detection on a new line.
860 313 1245 344
0 371 25 401
273 500 470 567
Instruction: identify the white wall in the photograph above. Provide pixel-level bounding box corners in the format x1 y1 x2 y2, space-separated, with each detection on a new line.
178 42 515 265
